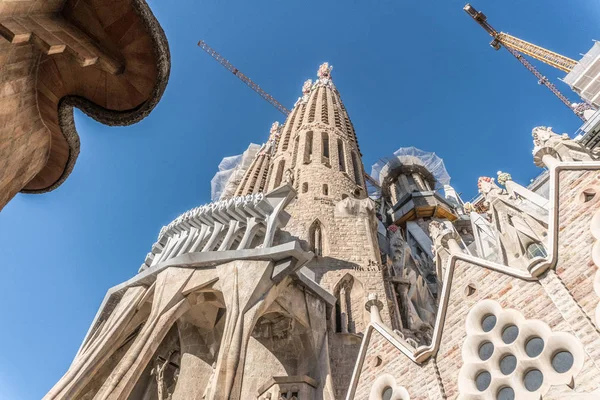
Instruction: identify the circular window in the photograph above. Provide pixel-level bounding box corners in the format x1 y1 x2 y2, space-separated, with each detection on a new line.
552 351 574 373
524 369 544 392
382 386 393 400
481 314 497 332
478 341 494 361
525 337 544 358
500 354 517 375
475 370 491 391
501 325 519 344
497 386 515 400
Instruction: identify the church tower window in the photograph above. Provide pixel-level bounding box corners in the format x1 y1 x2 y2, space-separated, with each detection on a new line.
274 160 285 187
304 131 313 164
321 87 328 124
309 219 324 256
351 151 362 187
291 135 300 168
338 139 346 172
322 131 330 160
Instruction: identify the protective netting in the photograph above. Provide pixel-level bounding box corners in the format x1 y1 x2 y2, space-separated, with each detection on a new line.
211 143 261 201
370 146 451 188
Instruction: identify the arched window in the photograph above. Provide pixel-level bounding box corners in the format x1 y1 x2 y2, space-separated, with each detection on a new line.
322 131 329 159
526 242 547 259
333 274 364 334
337 139 346 172
274 160 285 187
309 219 324 257
304 131 313 164
351 151 362 187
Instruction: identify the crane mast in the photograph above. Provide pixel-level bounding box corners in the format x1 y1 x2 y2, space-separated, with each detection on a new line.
463 4 589 121
198 40 291 116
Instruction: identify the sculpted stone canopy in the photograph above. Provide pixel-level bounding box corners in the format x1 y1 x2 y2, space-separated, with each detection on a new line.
0 0 170 208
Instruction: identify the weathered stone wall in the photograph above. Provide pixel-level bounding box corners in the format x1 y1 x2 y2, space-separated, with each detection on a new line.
0 40 50 209
354 329 442 400
554 169 599 327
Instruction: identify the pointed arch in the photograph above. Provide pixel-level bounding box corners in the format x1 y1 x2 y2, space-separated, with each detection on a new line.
308 219 326 257
332 273 366 334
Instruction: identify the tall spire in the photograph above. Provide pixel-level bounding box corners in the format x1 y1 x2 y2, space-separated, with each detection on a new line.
235 121 281 196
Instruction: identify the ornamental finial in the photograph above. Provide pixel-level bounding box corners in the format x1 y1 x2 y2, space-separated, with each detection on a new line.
496 170 512 186
270 121 280 135
317 62 332 79
302 79 313 94
477 176 495 194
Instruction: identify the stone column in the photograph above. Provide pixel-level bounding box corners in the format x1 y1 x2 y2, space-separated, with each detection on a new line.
340 286 348 333
365 293 383 324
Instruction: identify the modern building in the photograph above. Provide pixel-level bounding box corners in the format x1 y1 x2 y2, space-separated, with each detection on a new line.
0 0 170 210
45 64 600 399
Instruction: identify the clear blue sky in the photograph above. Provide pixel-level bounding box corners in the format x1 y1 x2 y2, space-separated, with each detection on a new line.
0 1 598 398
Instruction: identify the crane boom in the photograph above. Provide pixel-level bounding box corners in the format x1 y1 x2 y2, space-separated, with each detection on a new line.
504 46 578 115
198 40 291 116
463 4 586 121
495 33 577 73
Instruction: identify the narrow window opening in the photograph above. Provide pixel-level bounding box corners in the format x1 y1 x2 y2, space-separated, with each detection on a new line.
323 184 329 196
351 151 362 186
321 88 328 124
308 89 317 123
302 182 308 193
274 160 285 187
322 132 330 159
310 220 324 257
281 107 297 151
304 131 313 164
291 135 300 168
338 140 346 172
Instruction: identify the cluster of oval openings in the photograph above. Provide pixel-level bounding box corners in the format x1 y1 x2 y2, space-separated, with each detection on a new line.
474 314 574 399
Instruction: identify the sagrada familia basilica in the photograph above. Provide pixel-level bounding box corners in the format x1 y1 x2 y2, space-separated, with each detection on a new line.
1 1 600 400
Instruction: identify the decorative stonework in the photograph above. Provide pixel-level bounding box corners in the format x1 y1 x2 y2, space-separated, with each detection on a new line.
590 209 600 327
302 79 313 94
317 62 332 79
369 374 410 400
141 186 295 271
315 62 334 88
496 171 512 186
531 126 594 167
458 299 584 400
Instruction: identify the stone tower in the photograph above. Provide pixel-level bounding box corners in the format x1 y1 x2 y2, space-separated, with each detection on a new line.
265 63 395 397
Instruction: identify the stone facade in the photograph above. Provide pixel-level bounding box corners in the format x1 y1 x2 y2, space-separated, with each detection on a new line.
46 64 600 400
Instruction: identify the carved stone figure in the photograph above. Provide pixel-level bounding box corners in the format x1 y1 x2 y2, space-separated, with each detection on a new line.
284 169 294 185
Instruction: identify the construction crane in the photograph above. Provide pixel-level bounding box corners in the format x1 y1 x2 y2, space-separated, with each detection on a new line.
198 40 291 116
464 4 592 121
197 39 382 191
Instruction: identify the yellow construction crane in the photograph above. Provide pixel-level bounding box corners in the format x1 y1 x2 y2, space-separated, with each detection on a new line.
464 4 593 120
198 40 291 115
